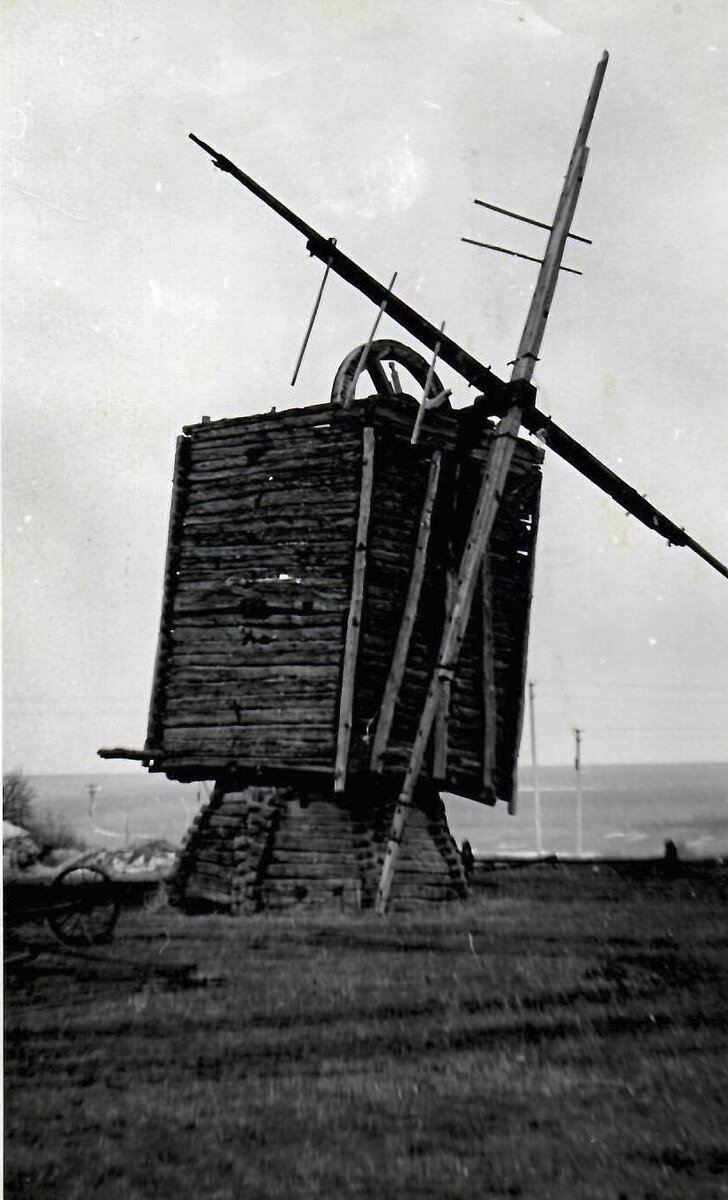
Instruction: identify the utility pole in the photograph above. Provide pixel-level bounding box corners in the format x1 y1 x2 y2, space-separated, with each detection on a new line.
86 782 99 843
528 681 543 856
87 782 98 819
574 727 584 858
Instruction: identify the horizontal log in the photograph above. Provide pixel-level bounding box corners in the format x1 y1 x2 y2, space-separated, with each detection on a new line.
179 512 356 540
162 724 334 745
168 662 338 683
181 514 357 544
167 623 344 644
185 863 234 886
173 591 349 618
190 826 241 845
269 848 356 864
163 677 339 701
175 543 354 567
187 437 360 470
162 709 337 730
183 485 357 516
185 403 354 439
162 708 336 729
188 426 358 455
184 483 359 517
166 638 345 660
264 871 360 885
186 464 360 497
189 851 238 870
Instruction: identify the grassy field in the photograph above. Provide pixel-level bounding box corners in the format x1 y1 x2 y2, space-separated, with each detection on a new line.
5 862 728 1200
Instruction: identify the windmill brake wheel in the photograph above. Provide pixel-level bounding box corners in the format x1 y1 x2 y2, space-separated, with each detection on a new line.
47 863 121 947
331 339 450 408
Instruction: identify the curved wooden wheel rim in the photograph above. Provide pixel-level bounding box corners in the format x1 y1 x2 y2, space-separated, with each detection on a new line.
47 863 121 947
331 339 448 407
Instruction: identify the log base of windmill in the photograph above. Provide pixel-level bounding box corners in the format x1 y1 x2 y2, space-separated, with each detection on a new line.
169 783 468 914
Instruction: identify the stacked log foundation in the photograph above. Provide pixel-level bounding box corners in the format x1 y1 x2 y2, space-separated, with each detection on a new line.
171 785 467 913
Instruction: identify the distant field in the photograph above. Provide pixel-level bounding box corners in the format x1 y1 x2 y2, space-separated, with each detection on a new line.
5 862 728 1199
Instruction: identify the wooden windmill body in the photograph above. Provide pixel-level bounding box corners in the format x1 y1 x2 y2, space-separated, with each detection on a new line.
139 379 542 911
100 54 726 912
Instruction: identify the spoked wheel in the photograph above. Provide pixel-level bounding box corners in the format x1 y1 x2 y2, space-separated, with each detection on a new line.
331 339 451 408
47 863 121 947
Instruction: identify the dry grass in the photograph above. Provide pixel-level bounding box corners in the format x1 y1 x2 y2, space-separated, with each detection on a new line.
5 862 728 1199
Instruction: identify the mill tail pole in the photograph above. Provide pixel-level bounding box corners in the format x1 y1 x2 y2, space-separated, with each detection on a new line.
375 52 609 914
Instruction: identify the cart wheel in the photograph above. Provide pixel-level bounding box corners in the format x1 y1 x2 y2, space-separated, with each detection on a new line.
47 864 121 947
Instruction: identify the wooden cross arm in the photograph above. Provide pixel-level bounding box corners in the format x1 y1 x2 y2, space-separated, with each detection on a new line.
522 414 728 580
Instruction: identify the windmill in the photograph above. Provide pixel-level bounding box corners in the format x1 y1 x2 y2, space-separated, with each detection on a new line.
100 53 726 913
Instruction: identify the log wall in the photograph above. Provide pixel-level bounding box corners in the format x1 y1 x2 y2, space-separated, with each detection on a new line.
145 395 542 807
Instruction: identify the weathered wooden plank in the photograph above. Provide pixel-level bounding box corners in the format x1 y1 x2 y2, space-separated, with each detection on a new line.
334 426 374 793
183 401 358 439
175 540 354 563
481 554 497 793
185 465 359 495
187 432 360 465
182 492 356 522
169 667 340 686
168 622 344 641
370 449 442 773
507 471 543 813
162 705 335 727
145 434 191 754
433 570 456 780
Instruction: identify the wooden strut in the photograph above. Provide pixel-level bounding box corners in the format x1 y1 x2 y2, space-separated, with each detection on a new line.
335 426 375 792
375 52 608 913
461 237 583 276
411 322 445 446
144 433 192 758
290 238 336 386
508 472 543 813
472 197 592 244
433 570 456 779
370 451 443 773
344 272 398 408
481 553 497 795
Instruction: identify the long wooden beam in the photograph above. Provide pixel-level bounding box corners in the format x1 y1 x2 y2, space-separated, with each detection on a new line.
433 570 456 780
481 554 497 796
370 451 442 773
188 132 508 405
334 426 375 792
473 197 592 244
375 53 604 913
188 131 727 582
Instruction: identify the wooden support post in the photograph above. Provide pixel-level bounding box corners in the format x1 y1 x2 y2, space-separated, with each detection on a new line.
411 322 444 446
508 478 542 813
376 54 607 914
144 434 191 758
481 553 497 794
335 426 375 792
344 272 398 408
433 569 456 779
370 451 442 772
290 238 336 386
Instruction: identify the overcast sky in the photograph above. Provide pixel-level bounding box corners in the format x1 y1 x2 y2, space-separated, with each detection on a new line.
3 0 727 775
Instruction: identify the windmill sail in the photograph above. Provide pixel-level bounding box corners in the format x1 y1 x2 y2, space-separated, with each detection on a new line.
188 131 727 583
